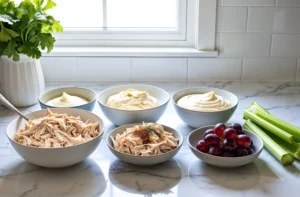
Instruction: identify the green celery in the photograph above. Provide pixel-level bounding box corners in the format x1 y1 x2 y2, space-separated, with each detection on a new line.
247 102 300 142
244 120 294 165
244 109 295 144
263 128 300 160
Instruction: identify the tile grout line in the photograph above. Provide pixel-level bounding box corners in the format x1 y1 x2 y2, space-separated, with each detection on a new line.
245 6 249 32
240 58 244 82
269 34 274 57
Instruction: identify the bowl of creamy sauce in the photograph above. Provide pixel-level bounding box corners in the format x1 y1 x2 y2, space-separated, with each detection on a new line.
97 84 170 126
46 92 89 107
106 89 159 110
177 91 231 112
39 87 97 112
172 87 238 128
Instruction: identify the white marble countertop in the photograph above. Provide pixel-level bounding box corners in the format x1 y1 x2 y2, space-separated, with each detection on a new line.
1 81 300 197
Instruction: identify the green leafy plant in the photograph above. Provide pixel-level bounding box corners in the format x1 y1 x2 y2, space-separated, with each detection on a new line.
0 0 63 61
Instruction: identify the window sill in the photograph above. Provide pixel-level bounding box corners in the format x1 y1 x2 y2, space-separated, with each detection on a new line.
43 47 218 57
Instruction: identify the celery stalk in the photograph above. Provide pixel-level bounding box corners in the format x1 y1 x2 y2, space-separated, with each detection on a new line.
248 102 270 114
263 128 300 160
248 102 300 142
244 109 295 144
244 120 294 165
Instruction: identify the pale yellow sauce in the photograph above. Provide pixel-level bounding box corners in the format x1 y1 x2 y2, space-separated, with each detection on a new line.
46 92 88 107
177 91 231 112
106 89 159 110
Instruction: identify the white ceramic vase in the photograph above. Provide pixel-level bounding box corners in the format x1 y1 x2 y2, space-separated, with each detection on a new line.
0 55 45 107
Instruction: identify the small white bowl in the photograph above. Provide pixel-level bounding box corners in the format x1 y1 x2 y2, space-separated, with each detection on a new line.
188 125 263 168
7 108 104 168
107 123 183 166
173 87 239 128
97 84 170 126
39 87 97 112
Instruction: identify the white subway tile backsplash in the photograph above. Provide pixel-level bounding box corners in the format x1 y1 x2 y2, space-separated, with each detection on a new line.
247 8 274 33
219 33 272 57
248 7 300 33
276 0 300 6
188 58 242 81
221 0 275 6
132 58 187 81
242 58 297 81
273 8 300 33
272 34 300 57
217 7 247 32
77 58 131 81
41 57 78 81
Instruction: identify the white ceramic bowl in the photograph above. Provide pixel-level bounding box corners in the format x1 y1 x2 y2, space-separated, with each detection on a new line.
107 123 183 166
188 125 263 168
97 84 170 126
7 108 104 168
39 87 97 112
173 87 239 128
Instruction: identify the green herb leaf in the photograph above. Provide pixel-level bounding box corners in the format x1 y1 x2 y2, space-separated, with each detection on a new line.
42 0 56 11
18 0 36 20
0 14 17 25
38 33 54 52
17 42 41 59
52 21 62 32
0 41 8 56
32 0 44 10
0 22 12 41
4 39 19 61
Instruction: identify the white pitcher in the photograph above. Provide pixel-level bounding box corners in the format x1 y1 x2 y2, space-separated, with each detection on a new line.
0 55 45 107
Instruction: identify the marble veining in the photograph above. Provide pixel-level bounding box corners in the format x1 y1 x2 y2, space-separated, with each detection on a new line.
0 81 300 197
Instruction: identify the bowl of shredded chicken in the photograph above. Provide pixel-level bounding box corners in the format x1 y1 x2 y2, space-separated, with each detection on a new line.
7 108 104 168
107 123 183 165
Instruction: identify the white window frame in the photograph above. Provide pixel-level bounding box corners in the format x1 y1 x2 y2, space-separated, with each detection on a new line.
50 0 217 57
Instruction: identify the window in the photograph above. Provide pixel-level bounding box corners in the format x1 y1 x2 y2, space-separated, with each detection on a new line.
50 0 217 55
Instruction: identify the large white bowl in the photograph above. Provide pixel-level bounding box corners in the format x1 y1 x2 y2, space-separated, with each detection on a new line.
97 84 170 126
173 87 239 128
188 125 263 168
107 123 183 166
7 108 104 168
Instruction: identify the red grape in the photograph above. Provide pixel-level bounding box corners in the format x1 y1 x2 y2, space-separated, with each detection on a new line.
214 123 226 137
223 152 235 157
196 140 210 153
222 139 237 151
224 128 237 139
235 148 248 157
230 123 244 135
204 134 220 146
236 135 251 148
209 145 224 156
204 129 215 137
246 148 254 155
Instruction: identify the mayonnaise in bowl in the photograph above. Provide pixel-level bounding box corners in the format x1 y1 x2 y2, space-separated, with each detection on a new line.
177 91 231 112
106 89 159 110
46 92 89 107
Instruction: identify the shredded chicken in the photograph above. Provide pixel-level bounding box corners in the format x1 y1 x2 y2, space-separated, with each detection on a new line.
111 123 179 156
14 109 100 148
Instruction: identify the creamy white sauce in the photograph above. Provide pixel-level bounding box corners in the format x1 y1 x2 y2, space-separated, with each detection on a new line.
46 92 89 107
177 91 231 112
106 89 159 110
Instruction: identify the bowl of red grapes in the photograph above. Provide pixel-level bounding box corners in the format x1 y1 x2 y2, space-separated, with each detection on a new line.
188 123 263 168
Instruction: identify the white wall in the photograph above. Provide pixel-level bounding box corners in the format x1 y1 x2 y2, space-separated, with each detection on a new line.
42 0 300 82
